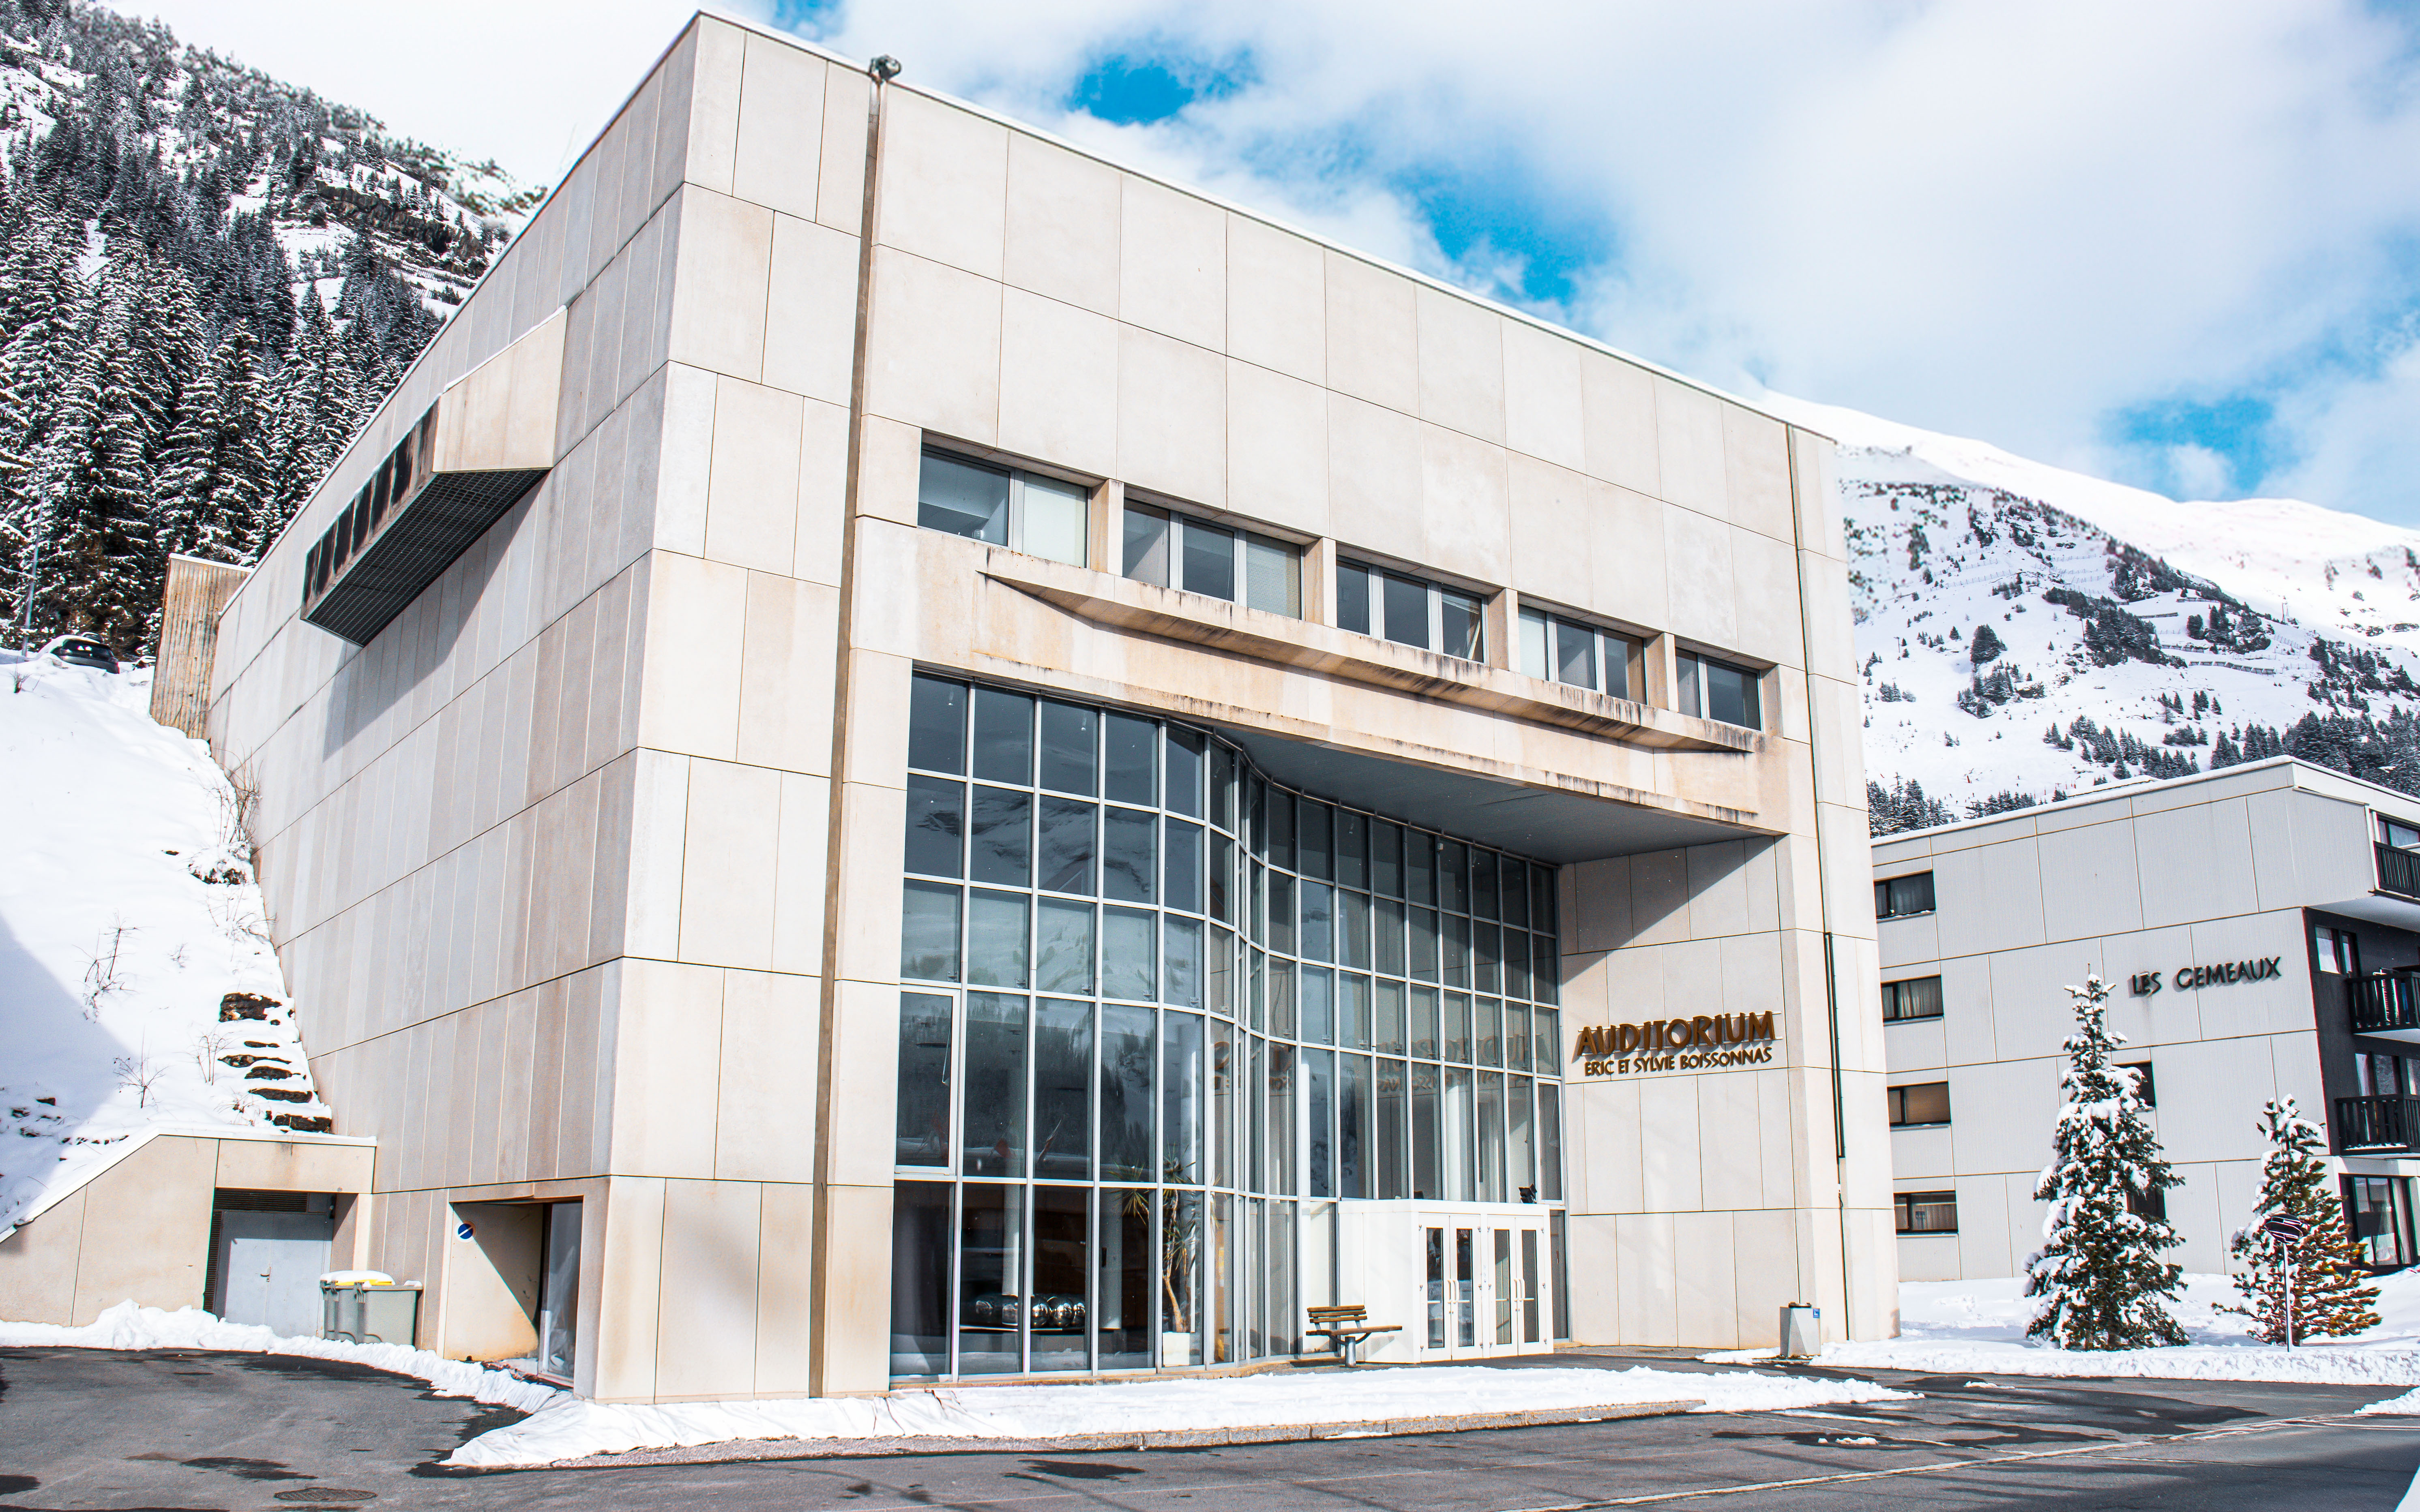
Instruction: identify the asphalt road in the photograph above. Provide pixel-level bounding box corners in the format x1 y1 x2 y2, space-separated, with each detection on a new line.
4 1343 2418 1510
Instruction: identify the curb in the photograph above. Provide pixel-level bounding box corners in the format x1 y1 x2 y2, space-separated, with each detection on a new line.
528 1398 1706 1469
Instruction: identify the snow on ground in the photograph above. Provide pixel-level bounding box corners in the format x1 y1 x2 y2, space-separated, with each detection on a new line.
1709 1271 2420 1386
0 653 328 1238
443 1364 1917 1469
0 1300 558 1415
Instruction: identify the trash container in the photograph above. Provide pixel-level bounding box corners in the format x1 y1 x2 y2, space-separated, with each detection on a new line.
321 1276 423 1345
1777 1302 1821 1361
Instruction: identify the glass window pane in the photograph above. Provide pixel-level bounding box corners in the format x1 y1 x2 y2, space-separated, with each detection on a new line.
909 674 965 774
1442 911 1470 987
904 774 965 878
1100 1186 1152 1368
1037 797 1096 895
1101 1004 1157 1180
895 992 953 1167
962 992 1028 1177
1123 504 1170 585
969 786 1031 887
957 1182 1023 1374
1209 923 1234 1017
1306 1049 1334 1198
1341 973 1371 1050
1500 858 1529 928
1410 984 1439 1059
1532 934 1558 1004
1477 996 1503 1066
1440 591 1482 661
1031 1185 1091 1370
1472 852 1499 920
1268 1044 1296 1195
1038 701 1097 795
1268 872 1297 954
1475 922 1502 994
1103 906 1158 1001
1604 634 1635 701
1337 562 1371 635
1212 1022 1236 1187
1534 1007 1558 1073
1377 1058 1407 1199
1165 728 1205 818
1444 992 1471 1062
1678 652 1703 718
1505 1003 1532 1071
971 688 1033 785
1104 712 1157 805
1300 881 1334 963
1406 831 1435 906
1336 1055 1374 1195
1381 574 1429 649
1538 1081 1563 1202
1438 840 1467 912
919 452 1009 543
1370 820 1402 897
1035 897 1095 994
1519 608 1549 679
1444 1068 1474 1201
1021 473 1088 566
901 880 961 982
1161 1190 1203 1363
890 1181 951 1374
1375 895 1407 977
1301 966 1333 1045
1165 819 1204 912
1335 811 1367 891
1299 801 1332 881
1339 889 1371 970
1375 979 1406 1056
1103 807 1158 903
1165 1012 1204 1183
1412 1062 1440 1201
1270 959 1297 1038
1244 533 1300 616
1555 618 1595 688
1165 916 1202 1007
1180 518 1236 601
967 889 1029 988
1211 745 1237 831
1706 659 1759 728
1210 832 1234 924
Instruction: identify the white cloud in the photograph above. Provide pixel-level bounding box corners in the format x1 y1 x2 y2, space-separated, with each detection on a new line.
2269 328 2420 518
114 1 2420 520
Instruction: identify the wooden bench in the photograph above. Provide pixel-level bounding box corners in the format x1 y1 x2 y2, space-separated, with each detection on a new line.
1306 1304 1401 1366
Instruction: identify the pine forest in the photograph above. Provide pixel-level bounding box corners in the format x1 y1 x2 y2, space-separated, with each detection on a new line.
0 0 540 653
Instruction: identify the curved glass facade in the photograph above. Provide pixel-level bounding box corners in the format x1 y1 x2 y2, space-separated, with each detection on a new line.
892 672 1567 1379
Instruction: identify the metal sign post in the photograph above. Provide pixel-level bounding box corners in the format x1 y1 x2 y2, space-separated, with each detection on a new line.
2259 1214 2313 1348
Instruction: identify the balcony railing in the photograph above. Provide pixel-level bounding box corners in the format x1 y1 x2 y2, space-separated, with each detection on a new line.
2379 842 2420 902
2336 1096 2420 1152
2350 972 2420 1034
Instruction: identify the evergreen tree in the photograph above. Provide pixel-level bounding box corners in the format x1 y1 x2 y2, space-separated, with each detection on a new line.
1970 622 2005 665
260 289 360 540
2025 972 2188 1349
2220 1099 2380 1344
154 323 275 564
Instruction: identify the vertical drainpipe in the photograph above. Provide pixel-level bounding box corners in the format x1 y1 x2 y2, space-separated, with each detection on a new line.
1788 430 1855 1345
807 53 897 1399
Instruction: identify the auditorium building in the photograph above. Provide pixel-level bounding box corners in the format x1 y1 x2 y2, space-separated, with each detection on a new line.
43 13 1891 1400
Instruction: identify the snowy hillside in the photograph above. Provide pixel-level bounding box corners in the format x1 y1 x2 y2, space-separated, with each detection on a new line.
0 652 327 1238
1762 396 2420 829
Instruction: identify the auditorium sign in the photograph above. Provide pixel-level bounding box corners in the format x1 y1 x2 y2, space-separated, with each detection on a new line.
1573 1011 1776 1077
2128 957 2283 997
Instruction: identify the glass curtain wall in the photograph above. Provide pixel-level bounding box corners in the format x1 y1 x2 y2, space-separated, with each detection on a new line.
893 672 1568 1379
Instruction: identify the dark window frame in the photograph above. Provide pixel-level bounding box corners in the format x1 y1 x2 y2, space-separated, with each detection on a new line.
1886 1081 1952 1128
1893 1191 1957 1234
1335 558 1485 662
1875 872 1936 921
1881 976 1944 1022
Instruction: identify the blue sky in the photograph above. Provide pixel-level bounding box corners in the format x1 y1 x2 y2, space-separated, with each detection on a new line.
115 0 2420 523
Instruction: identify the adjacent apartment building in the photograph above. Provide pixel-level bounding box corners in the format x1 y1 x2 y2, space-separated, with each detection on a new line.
116 13 1890 1401
1875 756 2420 1282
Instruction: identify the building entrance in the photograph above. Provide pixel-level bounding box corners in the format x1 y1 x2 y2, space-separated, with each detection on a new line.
1418 1211 1550 1359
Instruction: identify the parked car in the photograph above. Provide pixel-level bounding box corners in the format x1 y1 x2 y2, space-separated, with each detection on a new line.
39 635 118 672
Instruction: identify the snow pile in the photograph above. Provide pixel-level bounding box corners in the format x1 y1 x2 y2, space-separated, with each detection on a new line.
445 1365 1916 1469
1709 1271 2420 1385
0 653 330 1237
0 1300 559 1415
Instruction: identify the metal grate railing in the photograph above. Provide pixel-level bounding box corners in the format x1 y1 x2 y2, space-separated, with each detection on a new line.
2336 1096 2420 1152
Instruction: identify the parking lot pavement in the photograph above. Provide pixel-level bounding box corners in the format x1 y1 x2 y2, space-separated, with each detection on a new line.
4 1343 2417 1511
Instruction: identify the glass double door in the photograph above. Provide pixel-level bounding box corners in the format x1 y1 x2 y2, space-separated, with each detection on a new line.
1419 1213 1548 1358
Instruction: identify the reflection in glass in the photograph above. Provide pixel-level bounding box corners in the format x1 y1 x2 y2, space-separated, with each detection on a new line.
1034 997 1092 1180
1162 1191 1203 1365
1099 1188 1151 1369
1165 820 1202 912
1340 1055 1371 1200
958 1184 1023 1374
910 674 966 775
1444 1068 1473 1201
1038 701 1097 795
970 786 1031 886
1412 1062 1440 1201
1376 1058 1407 1199
1101 1004 1156 1180
902 881 961 982
1165 917 1201 1008
1165 1012 1204 1184
972 688 1034 785
1105 713 1157 805
895 992 953 1167
1300 966 1332 1045
1103 808 1157 904
1031 1186 1091 1370
1476 1071 1505 1203
1037 798 1096 894
905 775 964 878
1034 897 1094 994
962 993 1028 1177
890 1181 952 1375
1305 1048 1333 1198
967 890 1028 988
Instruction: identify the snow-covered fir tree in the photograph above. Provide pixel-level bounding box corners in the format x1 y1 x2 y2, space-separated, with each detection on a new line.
2024 972 2188 1349
2220 1099 2380 1344
0 0 538 653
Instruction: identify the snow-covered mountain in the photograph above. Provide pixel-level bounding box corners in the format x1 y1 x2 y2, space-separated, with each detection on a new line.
1763 397 2420 832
